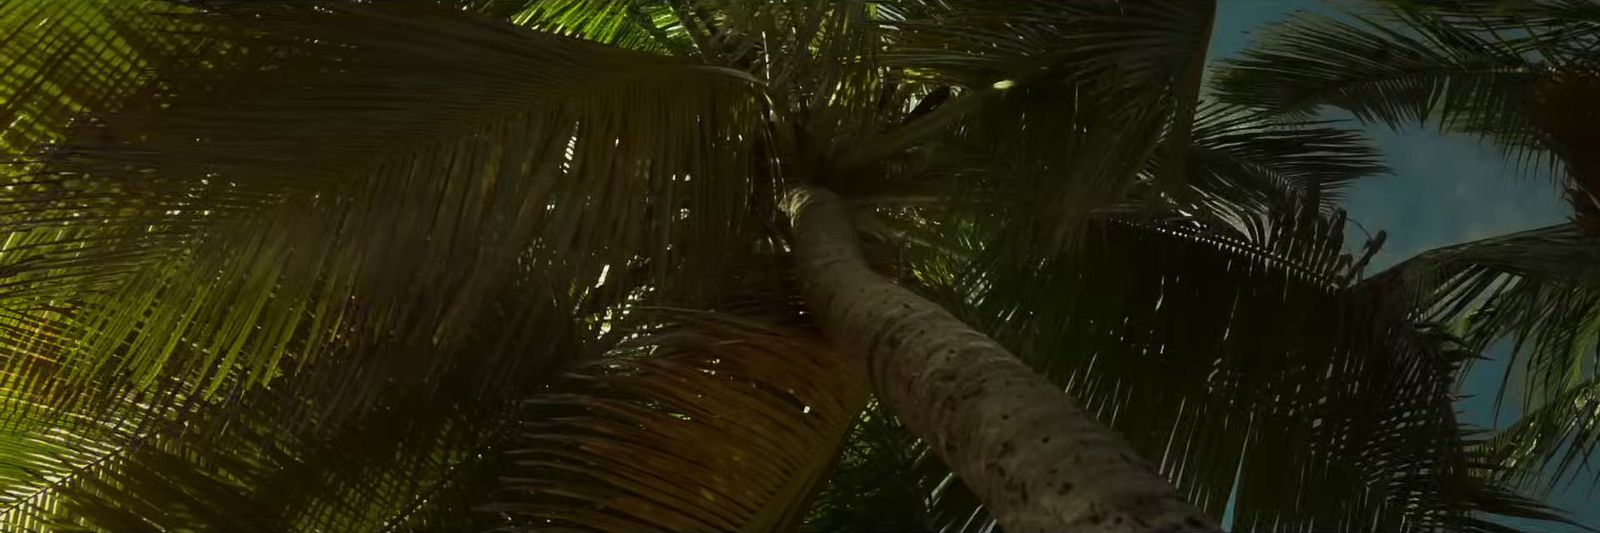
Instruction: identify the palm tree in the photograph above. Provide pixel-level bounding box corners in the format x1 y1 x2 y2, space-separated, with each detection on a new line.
0 0 1574 531
1214 0 1600 498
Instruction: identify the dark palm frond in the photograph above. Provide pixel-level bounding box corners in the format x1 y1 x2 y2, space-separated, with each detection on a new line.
1212 4 1536 127
487 311 869 532
1160 103 1385 278
1214 0 1600 235
806 214 1575 532
914 103 1379 294
882 0 1213 91
1186 103 1387 217
1363 224 1600 487
496 0 965 236
854 2 1383 273
0 0 766 416
868 0 1238 255
1213 6 1549 164
1210 0 1600 230
1381 0 1600 58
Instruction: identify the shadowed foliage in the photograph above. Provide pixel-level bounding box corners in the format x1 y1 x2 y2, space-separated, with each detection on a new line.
0 0 1589 531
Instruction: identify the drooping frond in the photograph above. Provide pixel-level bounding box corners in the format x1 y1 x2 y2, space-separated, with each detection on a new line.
0 244 857 533
0 1 1579 531
0 277 585 532
0 0 192 154
1481 377 1600 494
1213 6 1540 138
1365 224 1600 487
1184 103 1387 217
1378 0 1600 58
1212 1 1600 213
475 0 694 55
487 311 869 532
0 371 502 532
0 0 766 416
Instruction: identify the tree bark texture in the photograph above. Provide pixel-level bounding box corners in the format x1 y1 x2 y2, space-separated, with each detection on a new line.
783 184 1218 533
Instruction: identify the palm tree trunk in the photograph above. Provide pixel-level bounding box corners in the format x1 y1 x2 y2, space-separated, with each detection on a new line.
783 184 1217 533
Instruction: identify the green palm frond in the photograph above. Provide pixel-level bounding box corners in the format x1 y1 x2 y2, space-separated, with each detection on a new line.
0 0 209 419
0 375 498 532
0 0 191 154
1 0 765 415
1384 0 1600 55
0 1 1580 531
1482 377 1600 493
0 278 584 532
0 389 188 531
490 0 704 57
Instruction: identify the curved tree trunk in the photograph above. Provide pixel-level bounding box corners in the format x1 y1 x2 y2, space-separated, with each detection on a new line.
783 184 1218 533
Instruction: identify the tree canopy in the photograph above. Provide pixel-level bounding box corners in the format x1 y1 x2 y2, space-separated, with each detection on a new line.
0 0 1591 531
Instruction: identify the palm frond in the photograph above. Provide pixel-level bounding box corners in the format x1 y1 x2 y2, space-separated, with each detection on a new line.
1364 224 1600 487
482 0 694 55
1214 0 1600 236
1212 0 1600 212
1381 0 1600 58
0 387 190 532
487 311 869 532
1481 377 1600 494
0 277 585 532
1186 103 1387 216
0 0 190 154
1213 7 1536 128
0 0 765 415
1157 103 1385 277
0 375 500 532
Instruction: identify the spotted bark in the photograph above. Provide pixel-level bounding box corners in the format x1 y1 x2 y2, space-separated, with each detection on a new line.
783 184 1218 533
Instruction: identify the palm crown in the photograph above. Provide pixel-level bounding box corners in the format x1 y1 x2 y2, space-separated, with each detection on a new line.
0 0 1592 531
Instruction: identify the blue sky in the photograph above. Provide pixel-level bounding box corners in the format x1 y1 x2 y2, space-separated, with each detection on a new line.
1207 1 1589 530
